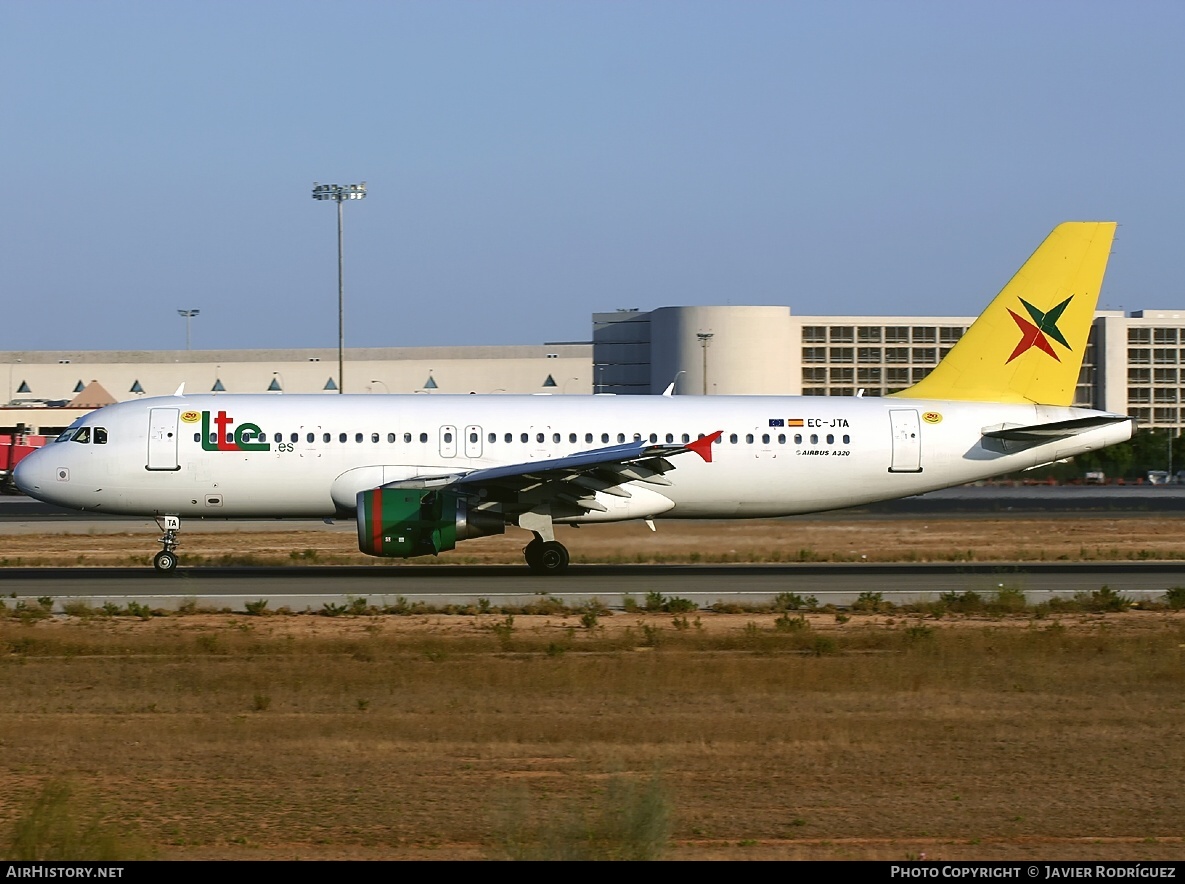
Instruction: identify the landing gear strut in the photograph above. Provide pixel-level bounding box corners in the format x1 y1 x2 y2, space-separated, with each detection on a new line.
153 515 181 573
524 535 569 574
518 509 569 574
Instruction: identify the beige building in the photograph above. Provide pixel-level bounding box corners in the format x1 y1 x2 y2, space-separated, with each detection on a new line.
593 305 1185 432
6 305 1185 437
0 343 591 435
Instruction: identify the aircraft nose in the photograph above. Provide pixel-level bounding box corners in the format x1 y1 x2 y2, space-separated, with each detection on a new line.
13 447 53 497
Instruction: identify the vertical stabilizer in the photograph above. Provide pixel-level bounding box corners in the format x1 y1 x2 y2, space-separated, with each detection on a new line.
891 222 1116 405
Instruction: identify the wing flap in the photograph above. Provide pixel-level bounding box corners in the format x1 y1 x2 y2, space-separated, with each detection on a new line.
378 433 721 519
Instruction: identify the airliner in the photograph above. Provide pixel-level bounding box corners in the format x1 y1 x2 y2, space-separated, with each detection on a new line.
14 222 1133 574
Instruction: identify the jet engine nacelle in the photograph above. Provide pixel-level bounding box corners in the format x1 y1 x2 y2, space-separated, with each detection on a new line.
356 488 504 558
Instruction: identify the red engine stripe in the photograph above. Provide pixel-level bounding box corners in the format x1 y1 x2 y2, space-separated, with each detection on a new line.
371 488 384 554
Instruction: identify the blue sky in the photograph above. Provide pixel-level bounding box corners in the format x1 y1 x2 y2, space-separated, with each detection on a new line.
2 1 1183 351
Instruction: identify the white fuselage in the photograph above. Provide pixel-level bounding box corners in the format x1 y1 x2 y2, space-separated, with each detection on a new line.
15 393 1133 521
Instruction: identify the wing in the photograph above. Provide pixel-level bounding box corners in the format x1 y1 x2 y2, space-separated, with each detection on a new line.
381 431 722 519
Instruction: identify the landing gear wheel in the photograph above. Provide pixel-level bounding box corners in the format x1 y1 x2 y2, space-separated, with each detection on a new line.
526 540 569 574
153 550 178 573
154 515 181 573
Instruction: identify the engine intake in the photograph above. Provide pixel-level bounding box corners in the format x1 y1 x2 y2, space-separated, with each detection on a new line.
356 488 504 558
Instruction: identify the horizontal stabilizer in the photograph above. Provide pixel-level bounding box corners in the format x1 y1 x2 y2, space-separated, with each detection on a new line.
981 415 1133 442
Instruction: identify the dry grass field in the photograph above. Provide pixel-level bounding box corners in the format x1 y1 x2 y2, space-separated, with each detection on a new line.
2 606 1185 861
4 517 1185 861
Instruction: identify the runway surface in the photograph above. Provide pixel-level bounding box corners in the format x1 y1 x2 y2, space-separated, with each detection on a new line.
3 489 1184 610
3 561 1183 612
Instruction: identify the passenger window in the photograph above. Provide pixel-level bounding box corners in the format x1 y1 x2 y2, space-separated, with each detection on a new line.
649 433 657 443
827 434 834 444
371 433 379 443
794 434 802 445
745 434 754 444
388 433 397 443
810 434 819 445
488 433 496 443
552 433 560 443
665 433 673 443
762 434 770 444
536 433 545 443
521 433 528 443
505 433 512 443
568 433 576 443
682 434 690 443
323 433 331 443
419 433 428 443
617 433 625 443
729 434 738 444
339 433 347 443
444 432 453 443
193 433 200 443
633 433 642 442
778 434 786 444
470 432 478 443
307 433 315 443
843 434 851 444
404 433 412 443
585 433 593 443
273 432 282 443
602 433 610 443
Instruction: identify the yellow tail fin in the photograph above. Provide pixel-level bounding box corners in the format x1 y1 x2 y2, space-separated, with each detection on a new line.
891 221 1116 406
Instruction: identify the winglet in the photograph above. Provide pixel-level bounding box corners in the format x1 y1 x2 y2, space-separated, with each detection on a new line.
173 383 185 397
686 430 722 463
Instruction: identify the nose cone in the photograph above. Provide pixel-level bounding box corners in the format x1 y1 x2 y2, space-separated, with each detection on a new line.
13 447 52 499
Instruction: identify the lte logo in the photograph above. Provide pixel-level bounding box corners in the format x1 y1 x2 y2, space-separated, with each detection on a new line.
200 410 270 452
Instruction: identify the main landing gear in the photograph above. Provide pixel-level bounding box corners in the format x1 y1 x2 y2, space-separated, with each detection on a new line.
518 509 569 574
153 515 181 573
523 536 570 574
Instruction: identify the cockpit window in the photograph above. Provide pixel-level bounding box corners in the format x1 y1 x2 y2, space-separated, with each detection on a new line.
72 427 91 444
94 427 108 445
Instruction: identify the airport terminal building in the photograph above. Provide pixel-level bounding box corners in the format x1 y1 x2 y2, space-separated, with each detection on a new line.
4 306 1185 436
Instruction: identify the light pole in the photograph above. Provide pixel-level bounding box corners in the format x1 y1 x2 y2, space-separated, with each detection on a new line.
312 181 367 393
177 309 199 350
696 332 714 395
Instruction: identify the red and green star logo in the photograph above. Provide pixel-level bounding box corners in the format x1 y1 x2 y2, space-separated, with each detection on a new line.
1006 296 1073 364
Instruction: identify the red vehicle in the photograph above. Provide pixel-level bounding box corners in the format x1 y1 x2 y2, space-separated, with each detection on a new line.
0 432 48 494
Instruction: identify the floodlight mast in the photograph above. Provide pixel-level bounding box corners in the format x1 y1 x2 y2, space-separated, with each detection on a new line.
177 309 200 350
312 182 367 393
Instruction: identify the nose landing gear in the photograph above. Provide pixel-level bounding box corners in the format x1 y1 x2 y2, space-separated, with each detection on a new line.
153 515 181 573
